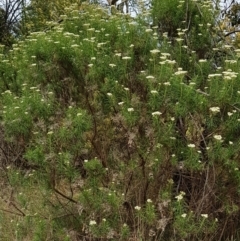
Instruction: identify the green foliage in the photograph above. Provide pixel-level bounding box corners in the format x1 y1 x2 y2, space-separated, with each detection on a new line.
21 0 81 34
2 1 240 241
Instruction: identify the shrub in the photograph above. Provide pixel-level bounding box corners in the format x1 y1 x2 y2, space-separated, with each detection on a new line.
1 1 240 241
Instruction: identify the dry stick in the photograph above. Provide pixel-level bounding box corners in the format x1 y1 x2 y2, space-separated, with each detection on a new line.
230 104 240 112
124 171 133 197
197 165 210 215
186 0 190 30
223 29 240 38
0 208 23 216
219 217 229 241
189 113 213 215
53 191 79 221
85 90 107 167
53 188 78 204
189 113 207 148
185 1 196 49
8 202 25 216
195 89 209 96
216 29 240 44
0 189 26 216
69 181 74 199
85 90 97 141
0 145 9 166
195 2 203 18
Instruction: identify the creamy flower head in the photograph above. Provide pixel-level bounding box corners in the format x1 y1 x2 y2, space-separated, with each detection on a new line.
89 220 97 225
150 49 160 54
214 135 222 141
175 191 185 201
145 29 153 33
209 107 220 113
174 68 187 75
134 206 141 210
208 74 222 78
224 45 231 49
152 111 162 116
161 52 171 57
146 75 155 79
176 38 184 42
166 60 176 65
181 213 187 218
225 60 237 64
127 108 134 112
222 69 238 79
122 56 131 60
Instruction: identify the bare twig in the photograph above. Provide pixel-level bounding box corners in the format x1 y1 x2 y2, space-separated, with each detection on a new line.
53 188 78 204
0 208 24 216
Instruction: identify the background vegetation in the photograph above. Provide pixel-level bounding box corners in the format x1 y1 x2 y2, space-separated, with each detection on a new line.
1 0 240 240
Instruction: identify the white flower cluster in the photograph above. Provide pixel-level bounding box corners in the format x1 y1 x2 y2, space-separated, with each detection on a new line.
214 135 222 141
175 191 185 201
174 68 187 75
222 69 238 80
134 206 141 211
209 107 220 113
